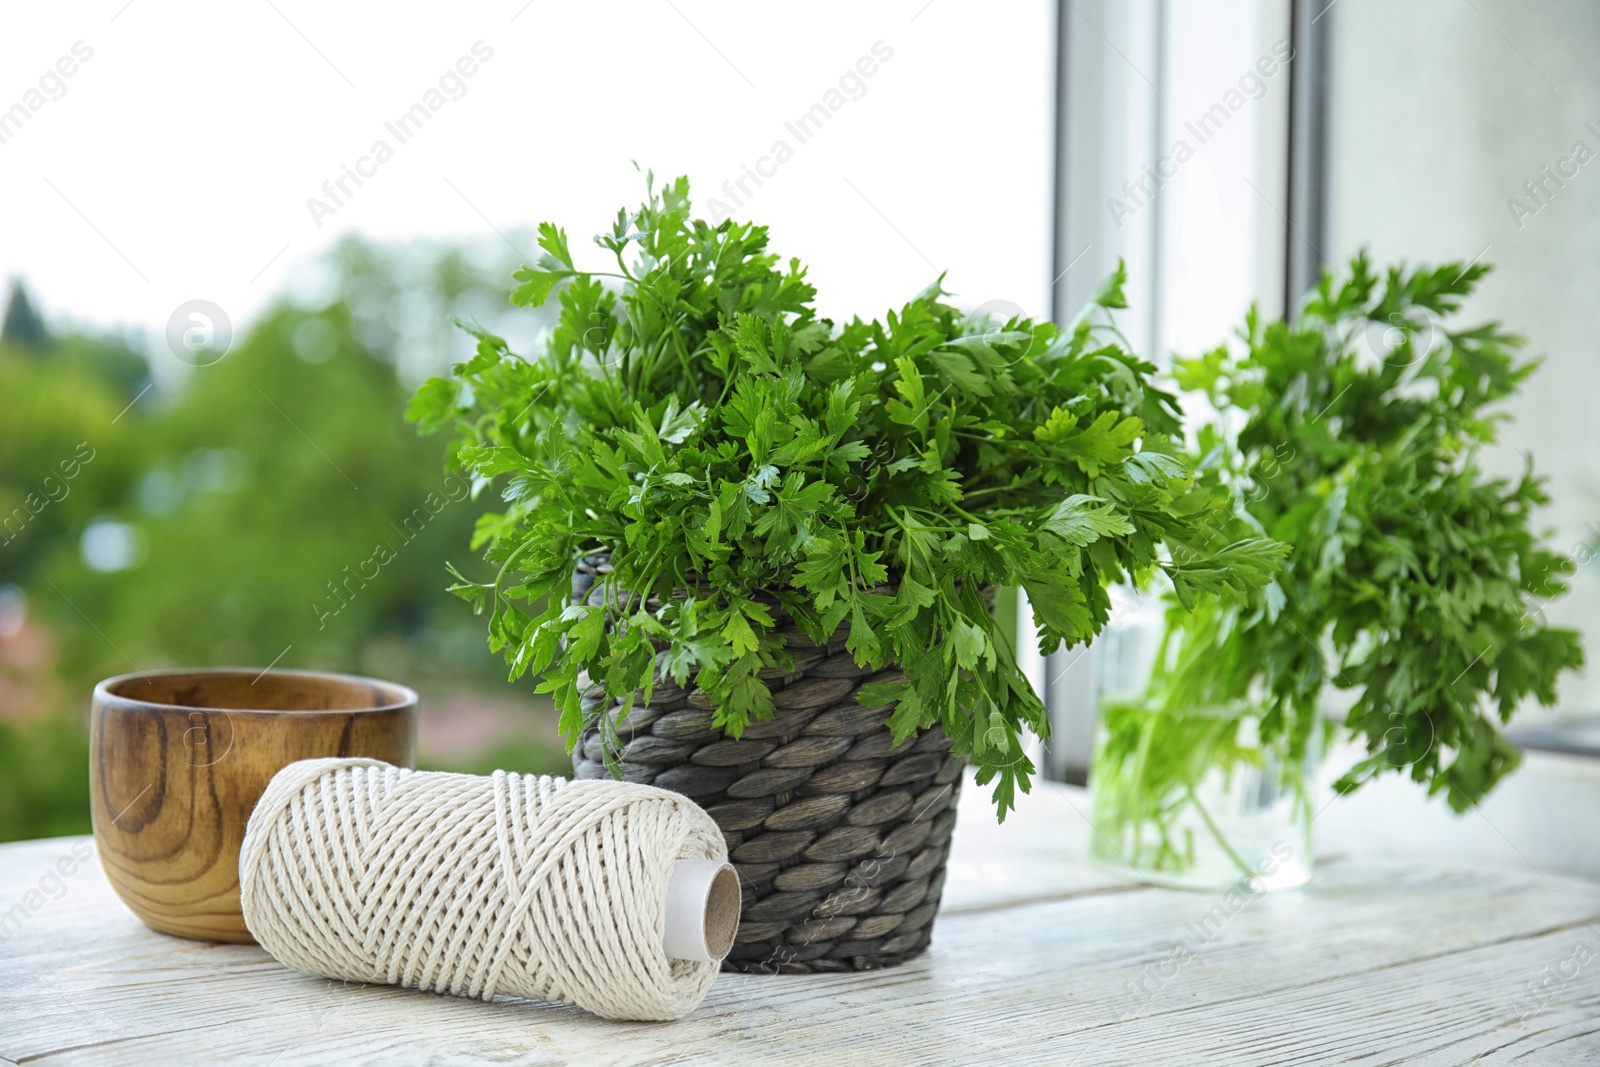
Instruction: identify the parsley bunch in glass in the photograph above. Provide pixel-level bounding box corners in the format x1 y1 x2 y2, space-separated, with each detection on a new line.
1129 254 1584 813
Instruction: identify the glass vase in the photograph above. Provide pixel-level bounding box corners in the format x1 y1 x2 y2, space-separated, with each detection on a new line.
1088 704 1315 891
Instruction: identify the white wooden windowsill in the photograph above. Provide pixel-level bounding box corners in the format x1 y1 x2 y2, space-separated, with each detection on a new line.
2 777 1597 1065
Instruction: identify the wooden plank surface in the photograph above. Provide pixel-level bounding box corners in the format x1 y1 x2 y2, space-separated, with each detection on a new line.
2 779 1597 1066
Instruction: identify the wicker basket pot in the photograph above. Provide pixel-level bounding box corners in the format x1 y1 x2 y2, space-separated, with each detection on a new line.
570 558 964 973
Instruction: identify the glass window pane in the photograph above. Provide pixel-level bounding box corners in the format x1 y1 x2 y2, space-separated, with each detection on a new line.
1327 0 1600 716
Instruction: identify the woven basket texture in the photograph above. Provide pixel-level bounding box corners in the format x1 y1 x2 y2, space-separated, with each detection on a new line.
569 556 963 973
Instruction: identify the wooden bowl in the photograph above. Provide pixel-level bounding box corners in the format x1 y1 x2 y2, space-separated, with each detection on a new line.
90 668 416 942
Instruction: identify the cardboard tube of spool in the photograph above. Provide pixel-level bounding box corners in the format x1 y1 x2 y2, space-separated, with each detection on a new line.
663 859 740 962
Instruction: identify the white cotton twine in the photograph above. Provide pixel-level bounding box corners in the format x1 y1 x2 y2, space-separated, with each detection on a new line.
239 757 729 1022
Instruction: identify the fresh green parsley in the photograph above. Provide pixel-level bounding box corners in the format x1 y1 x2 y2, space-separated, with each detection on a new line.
408 175 1283 818
1136 253 1584 811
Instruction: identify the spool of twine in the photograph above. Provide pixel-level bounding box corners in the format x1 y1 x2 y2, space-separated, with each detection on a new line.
239 758 736 1021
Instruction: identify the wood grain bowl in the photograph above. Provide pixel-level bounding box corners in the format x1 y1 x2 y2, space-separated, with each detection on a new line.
89 668 416 942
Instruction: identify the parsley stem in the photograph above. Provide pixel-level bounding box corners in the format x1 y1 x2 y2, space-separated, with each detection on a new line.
1182 781 1258 881
962 474 1042 501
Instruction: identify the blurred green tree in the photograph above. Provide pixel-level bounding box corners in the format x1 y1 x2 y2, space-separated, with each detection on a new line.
0 237 568 842
0 314 145 590
38 238 531 683
2 279 51 351
0 284 147 842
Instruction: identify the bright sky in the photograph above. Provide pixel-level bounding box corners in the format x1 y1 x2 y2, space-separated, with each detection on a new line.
0 1 1054 369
